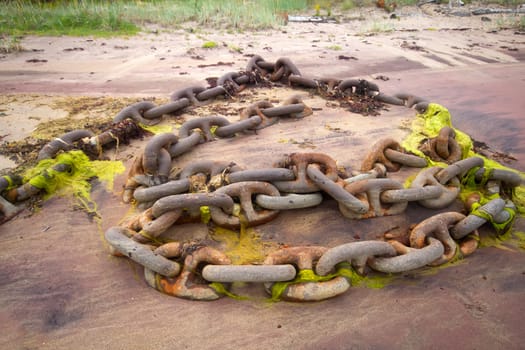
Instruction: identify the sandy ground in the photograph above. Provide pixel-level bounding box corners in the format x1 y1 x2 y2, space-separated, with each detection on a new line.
1 4 525 350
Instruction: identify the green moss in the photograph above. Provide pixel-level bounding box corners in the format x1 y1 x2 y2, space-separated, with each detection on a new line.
24 150 125 215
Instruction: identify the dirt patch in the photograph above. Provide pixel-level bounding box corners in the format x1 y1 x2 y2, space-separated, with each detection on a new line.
0 95 168 172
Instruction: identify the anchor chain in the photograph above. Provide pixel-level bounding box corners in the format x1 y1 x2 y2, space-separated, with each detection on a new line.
1 56 522 302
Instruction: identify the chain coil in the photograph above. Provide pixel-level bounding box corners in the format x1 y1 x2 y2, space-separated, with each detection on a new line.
1 55 522 302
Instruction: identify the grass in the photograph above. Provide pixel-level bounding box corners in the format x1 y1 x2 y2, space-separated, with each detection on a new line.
0 0 522 38
202 41 218 49
0 35 23 53
492 15 525 30
365 21 395 33
228 44 243 53
341 0 357 10
0 0 312 37
0 1 139 37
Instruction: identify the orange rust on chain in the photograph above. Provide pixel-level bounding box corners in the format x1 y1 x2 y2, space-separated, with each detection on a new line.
410 166 461 209
409 212 464 247
188 173 208 193
457 194 481 256
240 101 276 129
341 178 407 219
154 242 183 258
361 138 404 172
210 181 281 228
283 95 313 118
420 126 462 164
142 209 183 243
123 153 146 203
273 276 350 302
274 152 339 193
459 230 479 256
123 209 144 233
123 208 179 243
217 72 244 92
264 246 328 270
5 182 40 202
81 119 146 159
264 246 351 302
387 240 412 255
465 193 482 211
270 65 285 81
409 212 465 265
270 57 301 83
318 78 342 92
436 127 455 159
155 247 231 301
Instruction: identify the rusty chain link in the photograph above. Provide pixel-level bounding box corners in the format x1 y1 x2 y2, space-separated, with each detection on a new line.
1 55 522 302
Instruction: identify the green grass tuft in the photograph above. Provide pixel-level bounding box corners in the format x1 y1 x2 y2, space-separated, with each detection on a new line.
0 35 24 53
202 41 218 49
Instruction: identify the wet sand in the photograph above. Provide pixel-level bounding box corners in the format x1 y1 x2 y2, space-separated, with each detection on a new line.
1 4 525 350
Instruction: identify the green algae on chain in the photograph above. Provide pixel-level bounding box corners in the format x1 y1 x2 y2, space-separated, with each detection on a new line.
401 103 525 220
402 103 473 161
269 262 394 302
1 175 21 191
209 282 249 301
23 150 125 216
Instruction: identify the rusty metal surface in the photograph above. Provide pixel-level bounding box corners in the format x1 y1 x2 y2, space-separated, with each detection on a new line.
1 44 525 350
